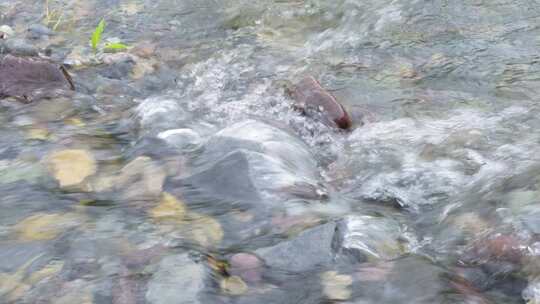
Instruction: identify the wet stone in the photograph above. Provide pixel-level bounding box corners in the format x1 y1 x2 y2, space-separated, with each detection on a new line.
14 212 81 241
228 253 264 283
131 42 156 58
320 271 353 301
0 54 74 102
181 120 326 205
116 156 167 201
255 222 336 273
183 150 261 203
291 76 352 129
0 25 14 39
351 256 450 303
146 254 205 304
220 275 248 295
136 97 190 135
100 58 136 79
47 149 96 188
27 24 55 40
334 215 405 262
157 128 202 151
0 39 39 56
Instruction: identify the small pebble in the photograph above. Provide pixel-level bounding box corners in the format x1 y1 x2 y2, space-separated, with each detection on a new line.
229 253 263 283
220 276 248 296
0 25 14 38
47 149 96 187
27 24 55 39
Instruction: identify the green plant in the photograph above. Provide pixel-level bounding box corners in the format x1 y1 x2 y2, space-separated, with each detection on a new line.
91 19 106 53
104 42 128 51
90 19 130 54
44 0 64 31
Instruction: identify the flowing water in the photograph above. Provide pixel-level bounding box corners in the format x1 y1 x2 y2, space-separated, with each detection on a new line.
2 0 540 303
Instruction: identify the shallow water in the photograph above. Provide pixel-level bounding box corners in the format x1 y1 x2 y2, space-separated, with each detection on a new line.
2 0 540 303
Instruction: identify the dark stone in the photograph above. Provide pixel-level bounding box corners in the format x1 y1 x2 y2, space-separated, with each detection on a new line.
183 150 261 203
0 38 40 56
291 76 352 129
99 59 135 79
0 54 74 102
27 24 55 39
255 222 337 273
188 120 326 204
353 256 450 303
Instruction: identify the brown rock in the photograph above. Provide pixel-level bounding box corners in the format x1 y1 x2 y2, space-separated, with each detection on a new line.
290 76 352 129
229 253 264 283
469 234 525 264
131 42 156 59
0 54 74 102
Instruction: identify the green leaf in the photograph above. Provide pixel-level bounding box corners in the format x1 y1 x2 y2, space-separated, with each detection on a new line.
104 42 129 51
91 19 106 52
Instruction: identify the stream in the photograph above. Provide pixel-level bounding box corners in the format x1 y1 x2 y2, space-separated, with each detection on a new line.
1 0 540 303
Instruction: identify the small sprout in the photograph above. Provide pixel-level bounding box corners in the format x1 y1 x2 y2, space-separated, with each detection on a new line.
104 42 129 51
44 0 64 30
91 19 105 53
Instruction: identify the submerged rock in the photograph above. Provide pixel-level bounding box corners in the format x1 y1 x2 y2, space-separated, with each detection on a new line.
187 212 224 248
220 275 248 295
0 54 74 102
351 257 450 303
135 97 190 135
27 24 55 40
228 253 264 283
335 215 405 261
0 39 40 56
157 128 202 151
149 192 187 222
290 76 352 129
47 149 96 188
146 254 205 304
320 271 353 301
182 120 327 204
255 222 336 273
116 156 167 201
13 212 81 241
255 215 406 274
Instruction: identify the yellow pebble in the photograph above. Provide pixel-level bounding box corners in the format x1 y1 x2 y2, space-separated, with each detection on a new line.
14 213 80 241
220 276 248 296
149 193 186 221
47 149 96 187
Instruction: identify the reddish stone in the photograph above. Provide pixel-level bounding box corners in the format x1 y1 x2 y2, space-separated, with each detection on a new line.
291 76 352 129
0 54 74 102
470 234 525 264
229 252 263 283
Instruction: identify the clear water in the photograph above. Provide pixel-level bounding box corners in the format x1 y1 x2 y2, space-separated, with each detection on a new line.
1 0 540 303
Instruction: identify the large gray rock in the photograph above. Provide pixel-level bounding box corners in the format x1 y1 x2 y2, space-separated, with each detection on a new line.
255 222 337 273
183 120 327 204
254 215 406 274
146 254 205 304
185 150 261 202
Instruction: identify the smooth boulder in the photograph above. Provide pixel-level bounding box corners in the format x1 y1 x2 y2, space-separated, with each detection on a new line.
182 120 327 204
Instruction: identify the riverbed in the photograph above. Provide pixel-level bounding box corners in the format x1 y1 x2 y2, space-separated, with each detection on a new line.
1 0 540 303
